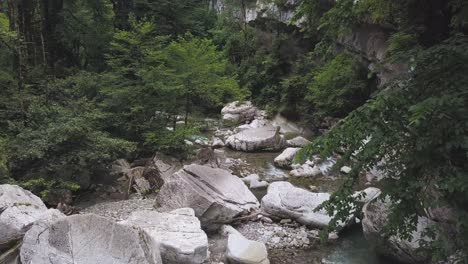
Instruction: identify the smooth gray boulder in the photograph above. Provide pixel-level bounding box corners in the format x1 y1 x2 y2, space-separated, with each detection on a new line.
286 136 311 147
221 101 261 124
226 126 285 152
123 208 209 264
362 199 432 263
226 233 269 264
274 148 301 168
20 214 162 264
261 182 332 228
155 165 259 229
0 184 51 252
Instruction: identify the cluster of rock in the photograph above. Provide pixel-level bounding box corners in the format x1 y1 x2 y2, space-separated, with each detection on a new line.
289 156 337 178
2 182 260 264
218 101 315 155
221 101 265 125
236 221 317 250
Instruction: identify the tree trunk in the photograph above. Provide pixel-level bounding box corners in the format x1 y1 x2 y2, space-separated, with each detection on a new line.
184 94 190 126
111 0 133 30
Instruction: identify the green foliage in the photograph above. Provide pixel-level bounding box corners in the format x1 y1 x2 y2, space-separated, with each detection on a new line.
59 0 114 70
385 32 421 63
19 178 80 203
143 127 197 158
140 34 246 119
133 0 217 37
7 74 136 188
298 36 468 259
0 137 10 183
307 53 371 120
318 0 358 37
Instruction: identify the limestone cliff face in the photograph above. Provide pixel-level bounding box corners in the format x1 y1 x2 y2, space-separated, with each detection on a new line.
338 24 408 86
210 0 301 25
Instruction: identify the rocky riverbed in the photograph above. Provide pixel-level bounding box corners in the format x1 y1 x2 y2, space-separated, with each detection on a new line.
1 101 423 264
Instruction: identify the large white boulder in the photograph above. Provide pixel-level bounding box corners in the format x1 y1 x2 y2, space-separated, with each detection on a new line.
123 208 209 264
155 165 259 229
226 233 269 264
226 126 285 152
274 148 301 168
221 101 261 124
362 198 432 263
286 136 311 147
0 184 58 252
261 182 332 228
20 214 162 264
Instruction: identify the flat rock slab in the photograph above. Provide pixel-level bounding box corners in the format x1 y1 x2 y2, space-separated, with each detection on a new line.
226 126 285 152
20 214 162 264
261 182 332 228
123 208 209 264
155 164 259 230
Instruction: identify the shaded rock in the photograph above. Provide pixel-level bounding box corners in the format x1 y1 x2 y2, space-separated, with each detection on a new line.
226 126 285 152
20 214 162 264
271 114 309 135
195 148 219 168
338 24 407 86
286 136 311 147
222 101 261 124
151 153 181 181
123 208 209 264
362 198 432 263
226 233 269 264
155 165 259 230
261 182 332 228
134 177 151 194
274 148 301 169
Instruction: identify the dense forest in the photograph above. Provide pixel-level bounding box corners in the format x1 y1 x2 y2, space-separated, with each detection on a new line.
0 0 467 262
